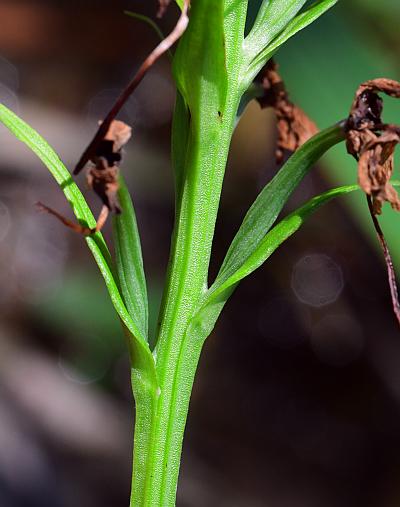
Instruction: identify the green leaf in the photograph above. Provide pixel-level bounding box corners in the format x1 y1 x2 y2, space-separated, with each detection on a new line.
192 180 400 352
0 103 157 389
213 184 358 299
175 0 184 9
245 0 307 57
215 123 345 290
113 176 148 340
173 0 227 122
243 0 338 82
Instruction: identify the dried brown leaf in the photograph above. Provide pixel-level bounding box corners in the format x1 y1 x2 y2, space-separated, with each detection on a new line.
255 59 318 163
345 78 400 214
87 164 121 214
345 79 400 328
36 120 131 235
87 120 132 214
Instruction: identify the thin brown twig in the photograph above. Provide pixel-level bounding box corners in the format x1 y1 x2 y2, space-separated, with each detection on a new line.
366 195 400 327
36 202 109 236
74 0 190 175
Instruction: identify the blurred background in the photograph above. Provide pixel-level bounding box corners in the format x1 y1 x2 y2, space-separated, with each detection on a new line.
0 1 400 506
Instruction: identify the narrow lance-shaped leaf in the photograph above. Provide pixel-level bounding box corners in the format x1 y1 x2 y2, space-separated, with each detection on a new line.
244 0 307 61
214 123 345 290
0 104 157 387
243 0 338 83
195 183 373 335
210 185 358 302
113 176 149 339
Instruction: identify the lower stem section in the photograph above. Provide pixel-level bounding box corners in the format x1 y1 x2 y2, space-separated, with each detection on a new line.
130 337 203 507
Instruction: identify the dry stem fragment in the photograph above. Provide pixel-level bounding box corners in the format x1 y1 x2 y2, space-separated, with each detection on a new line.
255 59 318 163
36 202 109 236
74 0 189 175
39 1 190 236
366 196 400 327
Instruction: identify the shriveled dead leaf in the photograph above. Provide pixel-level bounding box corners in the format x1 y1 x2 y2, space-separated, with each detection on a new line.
37 120 131 235
88 120 132 214
255 59 318 163
345 78 400 328
345 78 400 214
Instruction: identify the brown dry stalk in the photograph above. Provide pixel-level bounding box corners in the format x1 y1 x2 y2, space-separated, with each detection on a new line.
255 59 318 163
39 1 190 235
36 202 109 236
74 0 189 176
366 195 400 327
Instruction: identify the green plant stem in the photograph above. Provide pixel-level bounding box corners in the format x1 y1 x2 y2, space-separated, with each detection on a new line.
129 373 159 505
143 100 239 506
129 110 237 503
128 2 249 504
128 0 341 503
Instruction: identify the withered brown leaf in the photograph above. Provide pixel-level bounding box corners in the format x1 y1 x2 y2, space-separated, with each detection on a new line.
345 78 400 214
37 120 131 236
255 59 318 163
345 78 400 328
88 119 132 214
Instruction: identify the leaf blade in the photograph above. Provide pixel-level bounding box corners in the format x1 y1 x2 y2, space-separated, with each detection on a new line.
215 185 358 297
124 11 165 43
245 0 308 59
198 184 361 330
243 0 338 82
113 176 149 339
0 104 157 386
215 123 345 290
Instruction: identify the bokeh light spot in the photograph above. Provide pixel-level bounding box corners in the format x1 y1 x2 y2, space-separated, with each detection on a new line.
291 253 344 307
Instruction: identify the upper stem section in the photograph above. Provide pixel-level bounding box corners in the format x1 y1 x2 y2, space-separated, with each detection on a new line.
155 0 248 367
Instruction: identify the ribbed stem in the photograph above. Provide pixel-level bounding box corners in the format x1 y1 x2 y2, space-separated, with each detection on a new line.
129 1 248 504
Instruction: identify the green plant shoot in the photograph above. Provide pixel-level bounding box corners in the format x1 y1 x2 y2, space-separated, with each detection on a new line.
4 1 400 506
